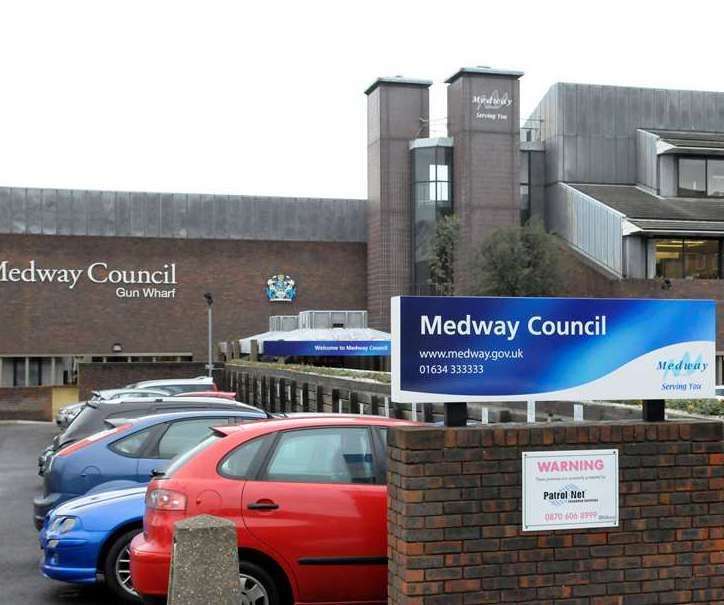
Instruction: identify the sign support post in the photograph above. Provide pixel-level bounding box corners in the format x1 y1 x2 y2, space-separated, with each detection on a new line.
444 402 467 427
642 399 665 422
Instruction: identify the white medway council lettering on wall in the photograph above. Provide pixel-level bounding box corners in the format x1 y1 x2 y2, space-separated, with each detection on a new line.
521 449 619 532
0 260 178 299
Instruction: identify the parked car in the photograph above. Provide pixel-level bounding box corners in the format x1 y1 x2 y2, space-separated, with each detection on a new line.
55 402 86 428
89 388 172 402
172 390 236 400
40 487 146 602
123 375 217 395
33 406 268 529
56 389 171 429
130 415 417 604
39 396 261 476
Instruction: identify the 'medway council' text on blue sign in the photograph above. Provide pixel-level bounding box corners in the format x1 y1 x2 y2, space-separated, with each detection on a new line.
392 296 715 402
264 340 390 357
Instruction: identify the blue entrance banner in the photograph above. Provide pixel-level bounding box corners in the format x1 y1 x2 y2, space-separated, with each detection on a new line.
391 296 716 402
264 340 391 357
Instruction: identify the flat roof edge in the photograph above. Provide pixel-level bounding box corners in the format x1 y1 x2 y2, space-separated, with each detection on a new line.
364 77 433 96
445 66 524 84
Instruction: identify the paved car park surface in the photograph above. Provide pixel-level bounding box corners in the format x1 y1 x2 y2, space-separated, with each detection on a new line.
0 421 124 604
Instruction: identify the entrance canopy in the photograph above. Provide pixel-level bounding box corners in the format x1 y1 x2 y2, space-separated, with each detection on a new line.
240 310 391 357
240 327 391 357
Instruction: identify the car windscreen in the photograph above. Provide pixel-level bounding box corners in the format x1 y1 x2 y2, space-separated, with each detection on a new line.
163 434 222 478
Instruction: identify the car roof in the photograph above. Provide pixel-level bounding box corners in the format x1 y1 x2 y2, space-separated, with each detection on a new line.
96 396 243 405
95 388 170 397
172 390 234 397
110 408 267 428
213 414 418 439
133 376 213 388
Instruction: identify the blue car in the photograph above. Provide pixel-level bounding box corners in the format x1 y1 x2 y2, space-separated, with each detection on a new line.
37 409 268 601
33 408 266 532
40 486 146 602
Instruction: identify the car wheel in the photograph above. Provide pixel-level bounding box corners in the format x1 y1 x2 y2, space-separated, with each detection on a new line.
239 561 280 605
104 528 142 603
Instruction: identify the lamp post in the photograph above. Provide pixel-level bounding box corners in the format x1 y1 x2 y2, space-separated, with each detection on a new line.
203 292 213 377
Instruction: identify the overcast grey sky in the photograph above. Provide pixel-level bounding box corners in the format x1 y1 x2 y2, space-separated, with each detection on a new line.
1 0 723 200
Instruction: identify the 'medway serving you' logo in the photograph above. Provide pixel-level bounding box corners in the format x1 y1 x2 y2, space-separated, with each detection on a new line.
0 260 178 299
472 90 513 121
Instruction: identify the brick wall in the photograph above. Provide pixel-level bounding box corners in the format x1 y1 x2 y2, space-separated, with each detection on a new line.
0 233 367 360
0 386 53 420
388 421 723 605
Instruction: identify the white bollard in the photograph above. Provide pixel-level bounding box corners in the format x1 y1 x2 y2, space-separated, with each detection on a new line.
573 404 584 422
411 403 418 421
384 397 390 417
481 407 489 424
527 400 536 423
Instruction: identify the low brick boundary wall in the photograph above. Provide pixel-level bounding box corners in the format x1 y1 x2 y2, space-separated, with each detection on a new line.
387 420 723 605
77 362 210 400
224 363 393 417
0 386 53 421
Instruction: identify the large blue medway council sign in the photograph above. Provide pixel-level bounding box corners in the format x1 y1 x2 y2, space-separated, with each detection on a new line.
391 296 716 402
264 340 390 357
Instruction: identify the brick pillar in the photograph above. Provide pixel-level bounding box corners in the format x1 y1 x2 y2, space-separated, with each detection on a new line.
446 67 523 294
365 76 431 329
387 421 723 604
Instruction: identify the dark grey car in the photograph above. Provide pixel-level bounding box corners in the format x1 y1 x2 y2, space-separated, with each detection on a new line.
38 397 268 474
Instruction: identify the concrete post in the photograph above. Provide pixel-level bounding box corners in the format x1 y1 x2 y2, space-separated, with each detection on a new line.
167 515 241 605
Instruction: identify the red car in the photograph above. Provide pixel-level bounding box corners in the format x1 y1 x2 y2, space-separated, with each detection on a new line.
130 415 416 604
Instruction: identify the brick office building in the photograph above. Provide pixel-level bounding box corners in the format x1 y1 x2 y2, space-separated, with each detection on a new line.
3 65 724 387
0 194 367 386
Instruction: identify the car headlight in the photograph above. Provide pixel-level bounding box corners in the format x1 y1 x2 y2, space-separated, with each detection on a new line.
48 516 79 534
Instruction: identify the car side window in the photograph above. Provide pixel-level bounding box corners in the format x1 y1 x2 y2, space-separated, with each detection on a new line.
156 418 229 459
218 437 267 479
263 428 376 484
109 426 157 457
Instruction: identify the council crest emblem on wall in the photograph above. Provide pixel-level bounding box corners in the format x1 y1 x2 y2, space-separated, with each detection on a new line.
266 274 296 302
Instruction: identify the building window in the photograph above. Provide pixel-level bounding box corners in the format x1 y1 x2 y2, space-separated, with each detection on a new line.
678 158 706 196
11 357 42 387
520 152 530 223
411 145 453 294
655 238 720 279
708 159 724 197
678 157 724 197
